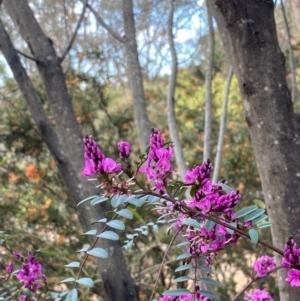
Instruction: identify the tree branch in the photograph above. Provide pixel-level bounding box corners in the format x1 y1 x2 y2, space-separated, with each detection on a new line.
86 2 125 43
60 0 88 62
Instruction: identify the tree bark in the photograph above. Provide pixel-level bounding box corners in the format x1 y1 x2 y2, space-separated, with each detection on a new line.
122 0 151 152
166 0 187 180
215 1 300 300
1 1 139 300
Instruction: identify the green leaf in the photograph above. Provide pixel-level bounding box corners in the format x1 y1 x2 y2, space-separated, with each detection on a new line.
226 222 237 234
176 241 191 248
87 247 108 258
126 195 144 207
172 276 191 283
200 278 223 288
258 221 272 228
98 231 119 240
190 186 196 197
76 278 94 288
163 289 191 296
153 225 159 233
200 290 220 300
65 262 80 268
90 196 108 206
252 214 268 225
77 195 98 207
182 218 201 229
177 187 188 201
147 195 160 203
117 209 133 219
249 229 258 243
175 264 193 272
176 253 191 261
111 195 127 208
200 265 213 273
107 220 125 230
137 195 149 203
244 209 265 222
60 277 75 283
65 289 78 301
218 183 233 193
253 199 266 209
234 205 258 219
205 220 215 231
142 230 149 236
82 229 97 236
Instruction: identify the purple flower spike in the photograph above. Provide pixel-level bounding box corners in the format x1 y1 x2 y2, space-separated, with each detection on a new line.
118 141 131 160
5 261 14 274
253 255 276 278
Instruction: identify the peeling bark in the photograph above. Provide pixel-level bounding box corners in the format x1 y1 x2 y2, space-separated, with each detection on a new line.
215 1 300 300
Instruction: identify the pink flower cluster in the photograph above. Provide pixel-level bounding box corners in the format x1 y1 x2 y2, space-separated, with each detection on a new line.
13 251 46 291
81 135 123 176
140 128 174 193
281 236 300 286
253 255 276 278
245 289 273 301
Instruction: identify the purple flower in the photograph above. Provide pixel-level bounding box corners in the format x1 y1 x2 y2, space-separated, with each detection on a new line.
245 289 273 301
286 269 300 287
5 261 14 274
253 255 276 278
118 141 131 160
81 158 96 177
184 160 213 185
282 236 300 267
16 253 46 291
102 158 122 174
19 296 29 301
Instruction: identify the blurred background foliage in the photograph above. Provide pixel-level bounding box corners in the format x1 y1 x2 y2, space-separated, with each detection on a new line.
1 0 299 300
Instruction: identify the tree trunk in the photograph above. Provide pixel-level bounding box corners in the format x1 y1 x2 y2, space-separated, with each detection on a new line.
203 2 214 161
122 0 151 152
215 1 300 300
166 0 187 180
2 1 139 300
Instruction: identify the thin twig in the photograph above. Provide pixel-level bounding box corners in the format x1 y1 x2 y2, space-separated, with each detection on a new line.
16 49 37 62
86 2 125 43
231 267 281 301
60 0 88 62
149 227 182 301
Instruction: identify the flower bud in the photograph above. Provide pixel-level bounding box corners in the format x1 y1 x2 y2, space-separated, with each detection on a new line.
118 141 131 160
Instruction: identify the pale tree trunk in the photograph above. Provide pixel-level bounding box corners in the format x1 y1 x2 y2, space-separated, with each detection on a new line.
212 67 233 183
203 3 214 161
1 1 138 300
280 0 297 103
122 0 151 152
288 0 300 37
215 1 300 300
166 0 187 180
